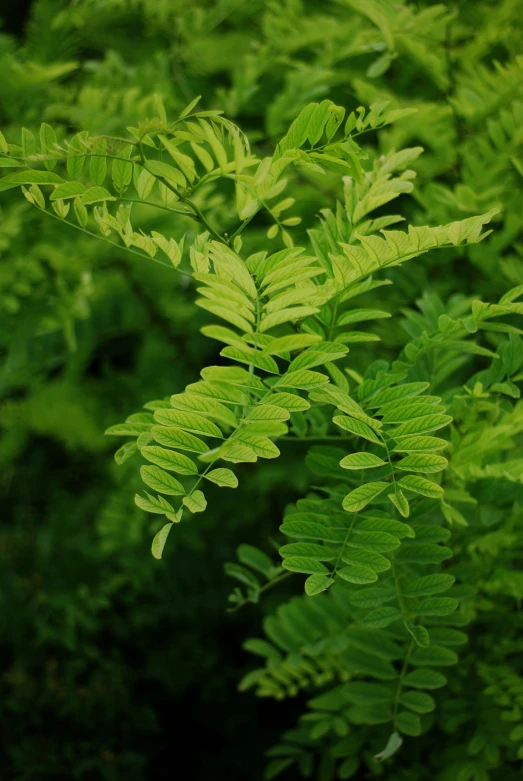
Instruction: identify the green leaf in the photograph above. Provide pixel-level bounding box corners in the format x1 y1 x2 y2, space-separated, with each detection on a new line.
404 622 429 648
333 416 383 445
40 122 57 170
141 445 198 475
341 549 391 573
397 475 443 498
263 393 311 411
204 468 238 487
337 565 378 584
152 425 208 454
170 392 238 428
491 381 520 398
80 186 116 205
145 159 186 188
307 100 332 145
381 402 445 424
67 131 87 179
304 573 333 596
136 168 155 200
350 530 400 552
151 523 173 559
392 414 452 437
396 711 421 736
374 732 403 763
343 682 394 706
510 726 523 745
235 431 279 459
397 543 452 564
154 408 223 437
277 103 317 154
50 181 87 200
260 306 319 333
114 441 138 465
404 574 455 598
21 127 36 158
140 465 185 495
368 383 430 408
399 691 435 714
197 298 254 334
340 452 386 469
221 345 280 374
237 544 275 577
135 492 174 514
312 385 378 426
0 169 64 191
105 423 151 436
245 421 287 437
159 136 196 182
392 436 447 453
350 586 395 608
225 563 260 591
288 342 349 371
388 490 409 518
179 95 202 118
246 405 290 422
112 146 133 193
217 441 258 464
363 607 402 628
343 482 389 512
280 518 344 542
90 139 107 185
74 197 88 227
428 628 467 646
367 52 392 78
183 490 207 513
411 645 458 667
396 454 448 473
261 334 321 355
338 308 391 326
275 369 329 390
412 597 458 617
357 516 414 539
282 557 330 575
403 669 447 690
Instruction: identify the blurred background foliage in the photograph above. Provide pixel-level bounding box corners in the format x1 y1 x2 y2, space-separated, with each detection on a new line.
1 0 522 778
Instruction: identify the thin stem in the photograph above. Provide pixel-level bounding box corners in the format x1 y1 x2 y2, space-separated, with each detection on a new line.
216 174 289 240
227 571 295 613
35 206 181 273
380 431 397 491
135 141 226 244
120 197 197 219
328 296 340 341
248 293 261 384
331 516 357 581
229 210 258 241
91 134 139 146
392 639 415 723
183 196 225 243
186 460 216 499
392 559 407 615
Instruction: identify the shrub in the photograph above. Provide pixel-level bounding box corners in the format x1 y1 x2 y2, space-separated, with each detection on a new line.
2 1 523 779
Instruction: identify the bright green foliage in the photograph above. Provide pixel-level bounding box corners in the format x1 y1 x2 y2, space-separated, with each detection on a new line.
2 0 523 779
